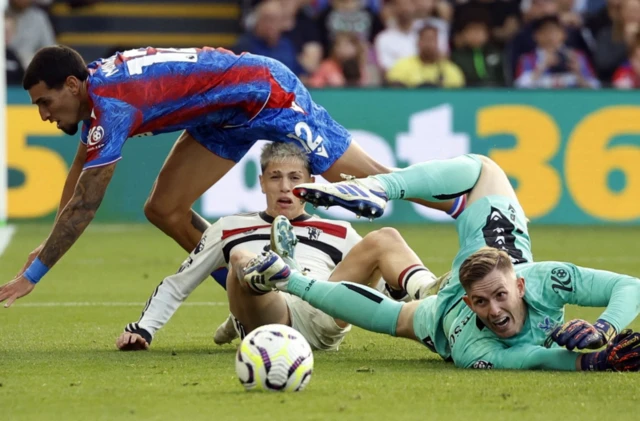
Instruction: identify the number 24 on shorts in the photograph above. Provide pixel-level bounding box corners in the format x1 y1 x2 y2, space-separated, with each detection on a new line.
287 122 328 158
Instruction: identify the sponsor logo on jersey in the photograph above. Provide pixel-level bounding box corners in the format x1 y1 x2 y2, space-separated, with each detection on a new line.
87 125 105 146
449 314 472 348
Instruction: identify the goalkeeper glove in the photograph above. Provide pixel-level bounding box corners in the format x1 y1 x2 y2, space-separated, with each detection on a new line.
550 319 616 351
581 330 640 371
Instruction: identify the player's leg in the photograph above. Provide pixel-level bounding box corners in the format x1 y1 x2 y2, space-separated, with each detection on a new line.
464 155 518 207
143 131 236 252
295 154 482 218
226 249 291 334
243 251 422 341
255 58 462 217
321 141 460 215
329 227 439 301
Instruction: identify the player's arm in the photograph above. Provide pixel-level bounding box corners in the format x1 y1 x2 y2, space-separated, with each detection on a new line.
0 162 117 307
480 331 640 372
544 262 640 350
461 343 580 371
39 163 116 269
15 142 88 277
118 221 226 350
55 141 88 222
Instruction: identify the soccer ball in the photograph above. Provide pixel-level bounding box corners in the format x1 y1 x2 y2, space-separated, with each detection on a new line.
235 323 314 392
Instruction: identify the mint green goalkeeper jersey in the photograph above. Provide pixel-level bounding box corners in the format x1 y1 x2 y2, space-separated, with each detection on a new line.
449 261 640 370
413 195 640 370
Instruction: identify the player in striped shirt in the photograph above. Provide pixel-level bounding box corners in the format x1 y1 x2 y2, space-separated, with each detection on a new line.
116 143 437 351
1 45 464 308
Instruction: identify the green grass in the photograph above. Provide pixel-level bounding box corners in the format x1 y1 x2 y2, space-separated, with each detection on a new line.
1 223 640 421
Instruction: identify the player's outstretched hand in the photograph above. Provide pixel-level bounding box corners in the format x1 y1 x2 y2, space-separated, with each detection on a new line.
0 275 36 308
550 319 615 350
581 330 640 371
16 244 44 277
116 332 150 351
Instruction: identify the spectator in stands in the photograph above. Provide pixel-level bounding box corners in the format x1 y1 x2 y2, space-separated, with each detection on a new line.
451 11 506 86
6 0 56 68
374 0 418 74
386 24 465 87
281 0 324 75
414 0 450 55
5 12 25 86
509 0 591 78
309 31 370 87
585 0 618 42
612 36 640 87
594 0 640 83
233 0 304 76
514 15 600 88
246 0 324 75
316 0 384 57
452 0 521 48
311 0 383 15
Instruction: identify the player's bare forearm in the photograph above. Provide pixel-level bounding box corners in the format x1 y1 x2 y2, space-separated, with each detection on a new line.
54 143 87 223
38 163 116 268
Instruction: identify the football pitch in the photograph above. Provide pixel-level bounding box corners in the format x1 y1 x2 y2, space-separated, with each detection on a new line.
1 223 640 421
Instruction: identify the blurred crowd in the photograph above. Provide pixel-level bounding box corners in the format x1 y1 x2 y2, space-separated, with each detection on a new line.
5 0 640 89
233 0 640 89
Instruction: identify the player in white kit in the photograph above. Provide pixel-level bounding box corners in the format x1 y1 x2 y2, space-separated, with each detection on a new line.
115 142 420 351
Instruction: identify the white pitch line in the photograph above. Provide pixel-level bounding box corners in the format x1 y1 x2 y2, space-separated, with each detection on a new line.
16 301 227 308
0 225 16 257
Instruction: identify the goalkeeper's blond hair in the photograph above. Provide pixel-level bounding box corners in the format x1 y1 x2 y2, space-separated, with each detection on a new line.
260 142 312 175
459 247 515 291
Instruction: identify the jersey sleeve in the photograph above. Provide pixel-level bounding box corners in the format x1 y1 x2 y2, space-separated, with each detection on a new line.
83 97 139 170
536 261 640 333
134 220 226 338
457 339 579 371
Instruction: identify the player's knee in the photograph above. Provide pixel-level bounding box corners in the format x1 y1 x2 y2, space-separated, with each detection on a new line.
363 227 402 252
471 154 503 176
144 198 181 228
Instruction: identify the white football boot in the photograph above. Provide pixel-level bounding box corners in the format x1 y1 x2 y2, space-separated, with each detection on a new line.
242 250 292 293
293 174 388 220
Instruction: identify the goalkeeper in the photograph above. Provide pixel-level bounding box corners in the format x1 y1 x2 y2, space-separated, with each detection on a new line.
242 154 640 371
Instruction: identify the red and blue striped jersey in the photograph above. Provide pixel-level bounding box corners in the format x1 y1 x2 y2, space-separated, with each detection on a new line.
80 47 285 169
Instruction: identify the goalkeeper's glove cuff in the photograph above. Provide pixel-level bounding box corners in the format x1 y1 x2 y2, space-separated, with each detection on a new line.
594 319 616 343
125 323 153 345
580 351 608 371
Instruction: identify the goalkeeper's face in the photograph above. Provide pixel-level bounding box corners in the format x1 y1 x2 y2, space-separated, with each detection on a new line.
260 159 314 220
463 269 527 339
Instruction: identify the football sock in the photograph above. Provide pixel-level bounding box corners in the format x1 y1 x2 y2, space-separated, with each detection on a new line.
398 264 438 300
371 154 482 202
285 272 403 336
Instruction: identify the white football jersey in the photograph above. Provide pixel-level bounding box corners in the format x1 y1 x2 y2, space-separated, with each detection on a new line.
128 212 362 339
